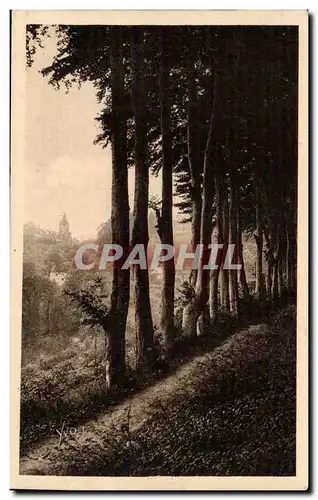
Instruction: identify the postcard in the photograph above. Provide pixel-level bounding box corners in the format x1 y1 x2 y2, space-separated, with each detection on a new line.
11 10 308 491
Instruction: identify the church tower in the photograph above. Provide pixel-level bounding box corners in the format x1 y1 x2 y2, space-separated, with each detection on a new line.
59 213 72 243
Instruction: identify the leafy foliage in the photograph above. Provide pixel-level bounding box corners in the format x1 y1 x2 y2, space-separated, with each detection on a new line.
175 281 196 308
65 277 110 330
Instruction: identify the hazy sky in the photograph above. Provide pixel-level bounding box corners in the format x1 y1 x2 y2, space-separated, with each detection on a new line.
25 36 162 240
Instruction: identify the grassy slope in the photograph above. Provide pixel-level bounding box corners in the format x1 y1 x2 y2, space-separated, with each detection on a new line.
71 307 296 477
20 307 296 477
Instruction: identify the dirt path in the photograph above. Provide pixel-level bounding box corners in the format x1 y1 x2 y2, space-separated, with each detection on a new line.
20 323 272 476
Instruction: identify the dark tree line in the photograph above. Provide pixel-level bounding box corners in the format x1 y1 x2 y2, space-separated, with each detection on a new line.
26 25 298 388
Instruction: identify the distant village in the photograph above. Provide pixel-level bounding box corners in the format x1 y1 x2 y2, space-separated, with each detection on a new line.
48 213 72 287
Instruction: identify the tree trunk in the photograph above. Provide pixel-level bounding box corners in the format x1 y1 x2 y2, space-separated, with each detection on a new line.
286 185 296 300
278 184 286 302
236 196 249 298
270 181 285 308
264 231 274 302
189 191 202 288
210 267 220 324
266 225 279 307
210 172 223 323
278 257 284 301
186 40 202 288
182 35 203 337
237 230 249 298
229 170 239 316
131 28 154 373
272 256 279 306
196 73 221 336
254 231 263 298
272 221 283 307
159 31 175 354
267 263 273 301
107 27 130 389
254 179 265 301
221 191 230 310
183 69 220 339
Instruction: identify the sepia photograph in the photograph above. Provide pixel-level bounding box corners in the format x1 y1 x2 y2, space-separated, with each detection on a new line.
10 10 308 490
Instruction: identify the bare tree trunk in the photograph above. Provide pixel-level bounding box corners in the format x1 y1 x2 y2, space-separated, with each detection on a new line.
273 221 284 307
229 170 239 316
264 231 274 302
237 230 249 298
272 256 279 306
131 28 154 373
183 73 221 338
182 36 203 336
107 27 130 389
210 267 220 324
254 179 265 301
196 73 222 336
278 257 284 300
286 184 296 300
186 38 202 288
236 195 249 298
266 225 279 307
159 31 175 354
210 172 223 323
221 191 230 310
267 263 273 301
195 146 214 336
190 191 202 288
254 231 263 297
271 181 285 307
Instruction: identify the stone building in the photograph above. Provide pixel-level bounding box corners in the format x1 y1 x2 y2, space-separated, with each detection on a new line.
59 213 72 244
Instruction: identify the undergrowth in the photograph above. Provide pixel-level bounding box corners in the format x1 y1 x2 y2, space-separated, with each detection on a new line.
60 306 296 477
19 296 287 456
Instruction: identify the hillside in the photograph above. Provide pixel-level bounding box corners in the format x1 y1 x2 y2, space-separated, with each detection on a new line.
20 307 296 477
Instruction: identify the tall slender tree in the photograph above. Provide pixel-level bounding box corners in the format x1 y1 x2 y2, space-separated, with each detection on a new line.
195 73 221 335
185 32 202 288
228 168 239 316
130 28 155 373
107 27 130 387
159 30 176 354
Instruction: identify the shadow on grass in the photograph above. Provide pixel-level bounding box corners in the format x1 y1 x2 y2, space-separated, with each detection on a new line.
19 296 283 456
